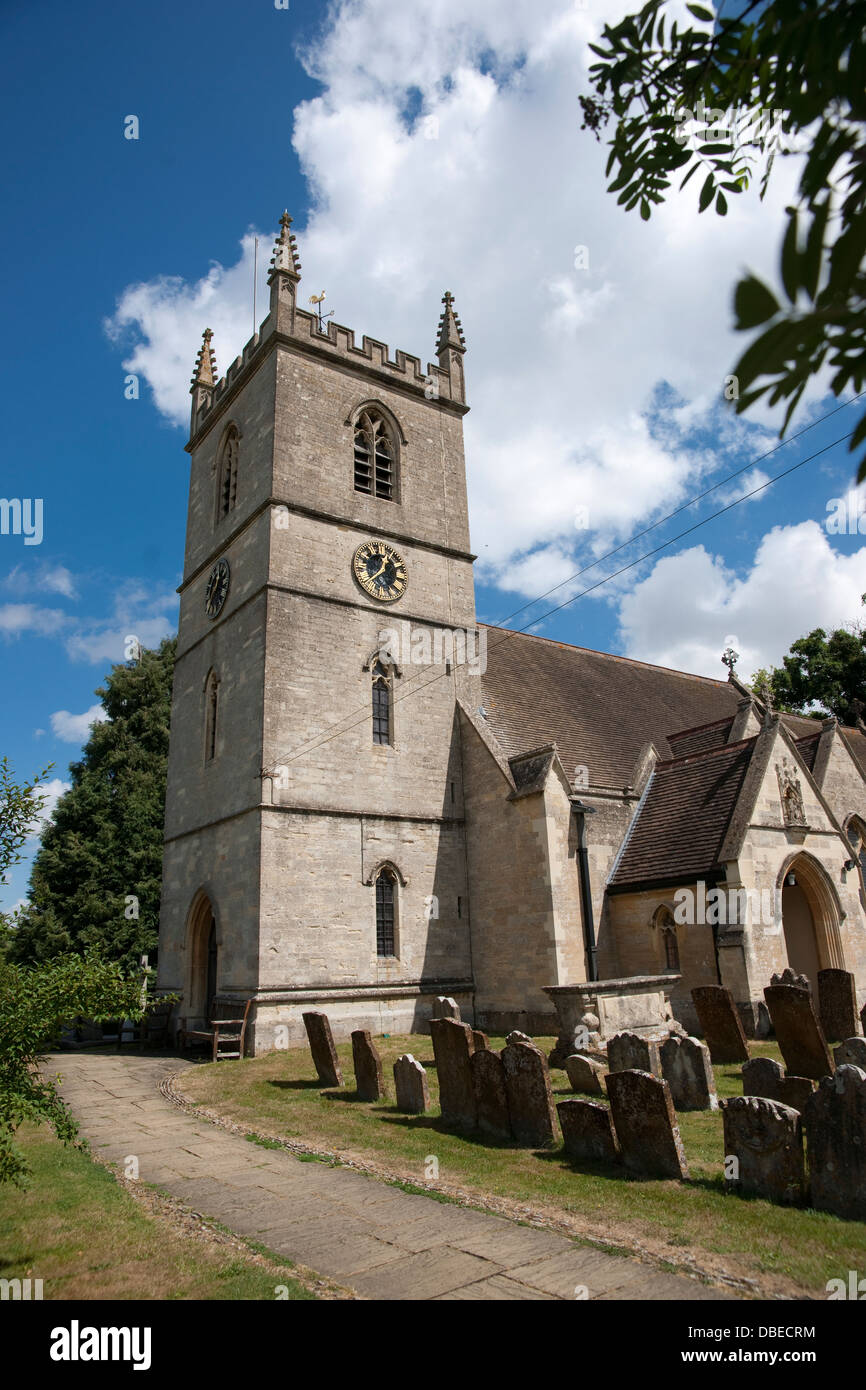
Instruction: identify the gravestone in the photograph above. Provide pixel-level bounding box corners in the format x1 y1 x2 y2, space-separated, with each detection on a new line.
501 1039 557 1147
763 982 833 1080
607 1029 665 1078
565 1053 607 1096
741 1056 813 1113
721 1097 805 1204
833 1036 866 1070
302 1010 343 1088
432 996 461 1023
470 1047 511 1140
691 985 750 1063
605 1070 689 1180
430 1017 476 1129
351 1029 384 1102
393 1054 430 1114
660 1034 718 1111
818 969 861 1042
803 1064 866 1221
771 967 810 988
505 1030 534 1047
472 1030 490 1052
557 1099 620 1164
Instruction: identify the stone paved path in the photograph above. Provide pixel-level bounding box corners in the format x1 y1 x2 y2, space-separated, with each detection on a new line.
48 1052 737 1302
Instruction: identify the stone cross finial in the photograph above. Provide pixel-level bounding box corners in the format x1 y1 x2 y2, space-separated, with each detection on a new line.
436 289 466 355
721 646 739 675
270 209 302 280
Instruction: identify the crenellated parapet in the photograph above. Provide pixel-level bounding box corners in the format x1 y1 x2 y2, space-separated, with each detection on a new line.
188 211 468 445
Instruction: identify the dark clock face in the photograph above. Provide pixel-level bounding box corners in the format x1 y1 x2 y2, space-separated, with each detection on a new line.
352 540 407 603
205 558 230 619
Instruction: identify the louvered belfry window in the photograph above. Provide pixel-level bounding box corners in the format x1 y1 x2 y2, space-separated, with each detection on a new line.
218 426 239 518
354 410 394 499
376 870 396 957
372 660 391 745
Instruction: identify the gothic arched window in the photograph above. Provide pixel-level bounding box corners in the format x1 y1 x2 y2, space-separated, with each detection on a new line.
372 660 392 745
375 869 397 957
205 671 220 762
662 925 680 971
354 410 396 500
217 424 239 520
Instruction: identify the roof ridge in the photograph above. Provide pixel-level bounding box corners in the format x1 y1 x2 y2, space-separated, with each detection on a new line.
479 623 732 687
659 736 757 769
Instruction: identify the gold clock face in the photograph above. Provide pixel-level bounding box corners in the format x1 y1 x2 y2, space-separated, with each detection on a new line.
352 540 407 603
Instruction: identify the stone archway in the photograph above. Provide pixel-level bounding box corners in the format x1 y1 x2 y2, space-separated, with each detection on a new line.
778 852 845 985
185 890 219 1025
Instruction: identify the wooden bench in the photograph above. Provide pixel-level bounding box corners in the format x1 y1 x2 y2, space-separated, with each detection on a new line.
178 999 251 1061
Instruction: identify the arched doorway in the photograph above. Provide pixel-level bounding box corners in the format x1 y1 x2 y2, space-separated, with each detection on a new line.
778 853 845 985
186 891 219 1025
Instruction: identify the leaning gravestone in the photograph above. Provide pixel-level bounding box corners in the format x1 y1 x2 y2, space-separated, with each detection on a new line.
607 1029 665 1079
565 1053 607 1096
430 1017 476 1129
833 1036 866 1070
393 1054 430 1114
501 1039 557 1147
817 969 861 1042
691 985 750 1063
557 1099 620 1164
763 981 833 1081
804 1065 866 1221
741 1056 813 1113
605 1070 689 1179
660 1034 718 1111
470 1047 511 1140
302 1010 343 1088
431 996 461 1023
721 1096 805 1205
351 1029 384 1102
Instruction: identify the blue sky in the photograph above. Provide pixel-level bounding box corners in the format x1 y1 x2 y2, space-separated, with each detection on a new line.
2 0 864 911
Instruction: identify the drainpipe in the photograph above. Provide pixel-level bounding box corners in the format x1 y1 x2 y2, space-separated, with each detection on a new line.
571 800 598 982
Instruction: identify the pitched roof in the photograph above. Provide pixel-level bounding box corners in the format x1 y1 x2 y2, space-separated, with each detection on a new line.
840 726 866 780
609 739 756 891
478 626 742 789
668 717 735 758
794 730 822 773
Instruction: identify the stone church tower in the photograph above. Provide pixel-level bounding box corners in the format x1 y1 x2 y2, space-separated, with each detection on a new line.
157 214 480 1051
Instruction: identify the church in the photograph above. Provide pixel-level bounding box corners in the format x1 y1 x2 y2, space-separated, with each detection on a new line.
156 213 866 1053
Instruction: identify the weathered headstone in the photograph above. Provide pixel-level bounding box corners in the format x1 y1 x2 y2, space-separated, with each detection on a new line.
721 1096 805 1204
691 985 750 1063
605 1070 689 1179
470 1047 511 1140
565 1053 607 1096
741 1056 813 1113
505 1030 534 1047
763 982 833 1080
351 1029 384 1102
431 996 461 1022
472 1029 490 1052
660 1034 718 1111
501 1039 557 1147
302 1010 343 1088
607 1029 664 1078
430 1017 476 1129
557 1099 620 1164
803 1065 866 1221
771 967 810 988
818 969 861 1042
833 1036 866 1070
393 1054 430 1114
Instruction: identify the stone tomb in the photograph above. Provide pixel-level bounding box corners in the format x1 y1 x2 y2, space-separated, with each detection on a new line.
741 1057 813 1113
691 985 750 1064
429 1017 476 1130
470 1047 511 1141
393 1054 430 1114
721 1096 805 1205
351 1029 384 1102
763 982 833 1081
501 1038 557 1148
817 969 861 1042
804 1065 866 1222
302 1010 343 1088
557 1099 620 1165
659 1034 718 1111
545 975 679 1067
605 1070 689 1180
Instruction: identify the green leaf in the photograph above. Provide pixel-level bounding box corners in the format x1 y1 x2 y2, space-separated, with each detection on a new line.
699 173 715 212
734 275 782 330
716 191 727 216
780 212 800 305
686 3 714 20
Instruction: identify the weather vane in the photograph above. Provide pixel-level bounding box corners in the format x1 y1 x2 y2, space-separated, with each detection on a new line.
309 290 334 332
721 646 739 675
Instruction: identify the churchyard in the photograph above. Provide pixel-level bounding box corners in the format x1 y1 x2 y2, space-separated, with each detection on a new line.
175 1002 866 1300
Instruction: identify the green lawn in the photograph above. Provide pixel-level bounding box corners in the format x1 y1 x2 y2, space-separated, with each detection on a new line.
0 1123 317 1300
179 1032 866 1298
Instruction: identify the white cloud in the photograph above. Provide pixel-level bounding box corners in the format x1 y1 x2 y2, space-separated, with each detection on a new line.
617 523 866 680
0 604 68 638
104 0 820 608
50 704 108 743
2 564 79 599
64 585 177 665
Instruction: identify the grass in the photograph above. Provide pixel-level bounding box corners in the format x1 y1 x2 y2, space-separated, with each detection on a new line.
0 1123 318 1300
178 1032 866 1298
